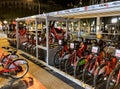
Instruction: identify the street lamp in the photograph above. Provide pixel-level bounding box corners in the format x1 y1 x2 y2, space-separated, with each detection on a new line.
3 20 7 24
37 0 40 14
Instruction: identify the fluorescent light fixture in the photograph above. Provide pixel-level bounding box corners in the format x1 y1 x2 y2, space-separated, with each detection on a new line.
111 18 117 23
118 17 120 20
83 23 86 26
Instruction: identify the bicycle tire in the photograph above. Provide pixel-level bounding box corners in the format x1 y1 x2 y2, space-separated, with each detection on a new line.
82 58 95 82
74 58 86 78
59 52 71 70
65 55 79 75
7 59 29 79
65 56 73 75
106 64 120 89
53 49 62 67
93 63 106 88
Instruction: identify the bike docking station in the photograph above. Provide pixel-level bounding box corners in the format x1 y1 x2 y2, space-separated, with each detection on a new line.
15 1 120 89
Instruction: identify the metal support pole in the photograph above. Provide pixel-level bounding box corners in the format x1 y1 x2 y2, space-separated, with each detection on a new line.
16 21 19 50
96 17 100 34
7 24 10 34
46 15 49 64
78 20 81 41
37 0 40 14
66 19 69 40
35 19 38 61
38 3 40 14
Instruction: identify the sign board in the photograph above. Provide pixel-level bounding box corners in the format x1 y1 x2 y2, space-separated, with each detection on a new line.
70 43 74 49
115 49 120 58
92 46 99 53
58 40 62 45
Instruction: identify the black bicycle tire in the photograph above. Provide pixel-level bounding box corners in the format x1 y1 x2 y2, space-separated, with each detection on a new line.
93 63 106 88
7 59 29 79
74 57 86 78
59 52 71 70
82 58 96 82
65 55 71 74
53 49 62 67
106 64 120 89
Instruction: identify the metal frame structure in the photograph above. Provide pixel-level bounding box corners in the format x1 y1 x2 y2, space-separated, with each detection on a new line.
16 1 120 89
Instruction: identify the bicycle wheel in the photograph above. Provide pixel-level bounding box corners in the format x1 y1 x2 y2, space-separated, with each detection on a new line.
59 53 71 70
82 59 95 82
65 55 79 75
54 49 62 67
7 59 29 79
49 33 55 44
93 63 106 88
106 64 120 89
74 58 86 78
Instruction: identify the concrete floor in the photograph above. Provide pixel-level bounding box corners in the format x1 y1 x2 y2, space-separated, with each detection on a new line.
0 34 75 89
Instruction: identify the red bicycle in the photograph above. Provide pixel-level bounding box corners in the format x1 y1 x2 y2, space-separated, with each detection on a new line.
24 33 35 52
0 50 29 79
65 38 87 75
106 49 120 89
82 45 105 84
93 42 117 88
20 32 30 50
65 38 97 78
53 39 69 68
49 21 65 44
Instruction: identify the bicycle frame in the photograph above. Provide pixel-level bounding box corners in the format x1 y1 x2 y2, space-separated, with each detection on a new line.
0 59 19 74
69 50 77 66
50 27 65 40
83 47 104 77
68 43 87 66
0 54 20 75
60 44 69 57
116 70 120 85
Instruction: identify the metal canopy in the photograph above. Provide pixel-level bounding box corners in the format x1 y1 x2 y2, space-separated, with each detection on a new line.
56 7 120 18
16 1 120 21
48 1 120 19
16 14 46 21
